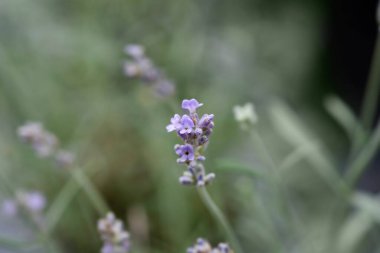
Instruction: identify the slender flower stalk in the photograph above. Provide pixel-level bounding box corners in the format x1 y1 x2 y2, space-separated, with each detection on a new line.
167 99 244 253
197 188 243 253
71 168 109 215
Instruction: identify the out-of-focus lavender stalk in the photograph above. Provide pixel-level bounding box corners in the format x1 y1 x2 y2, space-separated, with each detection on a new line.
98 212 131 253
187 238 235 253
123 44 175 98
17 122 108 221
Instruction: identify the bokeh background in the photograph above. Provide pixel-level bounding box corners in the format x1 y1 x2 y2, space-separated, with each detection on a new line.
0 0 379 252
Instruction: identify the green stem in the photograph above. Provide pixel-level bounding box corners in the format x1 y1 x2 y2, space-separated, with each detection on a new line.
359 32 380 130
45 176 81 233
345 119 380 187
46 168 108 233
250 130 321 252
197 187 244 253
351 9 380 154
71 169 109 215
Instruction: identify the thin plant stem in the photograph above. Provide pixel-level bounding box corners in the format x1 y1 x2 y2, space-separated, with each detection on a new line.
345 119 380 187
197 186 244 253
45 176 81 233
350 5 380 155
250 130 319 253
45 167 108 233
71 169 109 215
359 32 380 129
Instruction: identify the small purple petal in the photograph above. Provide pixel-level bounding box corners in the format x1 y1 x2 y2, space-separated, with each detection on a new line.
167 114 182 132
182 99 203 114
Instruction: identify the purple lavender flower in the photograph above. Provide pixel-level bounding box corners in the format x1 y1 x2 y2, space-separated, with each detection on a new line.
199 114 215 129
166 114 182 132
179 115 195 135
167 99 215 186
182 99 203 114
98 212 130 253
175 144 195 163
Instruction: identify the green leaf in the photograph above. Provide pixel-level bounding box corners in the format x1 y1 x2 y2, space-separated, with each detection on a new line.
45 176 81 233
352 192 380 223
324 95 366 142
268 101 348 196
337 210 373 253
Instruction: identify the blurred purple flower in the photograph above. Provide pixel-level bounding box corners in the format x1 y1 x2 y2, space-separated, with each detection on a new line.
17 122 58 158
98 212 130 253
187 238 234 253
123 43 175 98
55 150 75 168
1 199 18 217
18 191 46 213
124 44 145 59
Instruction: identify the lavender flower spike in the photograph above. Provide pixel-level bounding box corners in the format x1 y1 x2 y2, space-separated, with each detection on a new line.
123 43 175 98
98 212 130 253
182 99 203 114
187 238 234 253
167 99 215 186
18 122 76 168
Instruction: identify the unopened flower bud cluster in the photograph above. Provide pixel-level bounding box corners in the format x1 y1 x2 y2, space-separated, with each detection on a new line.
123 44 175 98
